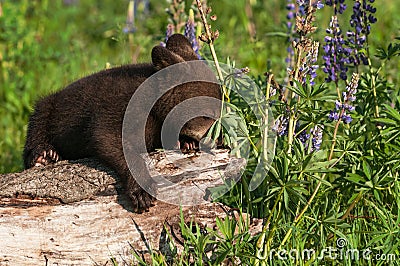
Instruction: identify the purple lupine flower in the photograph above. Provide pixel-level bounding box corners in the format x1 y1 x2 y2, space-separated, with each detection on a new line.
295 123 323 152
184 9 201 59
294 0 324 24
310 125 324 151
287 1 296 21
285 0 296 65
328 110 340 121
307 42 319 85
297 0 324 11
161 24 175 47
295 122 311 146
342 113 353 124
296 0 307 15
328 73 359 123
298 41 320 85
272 116 289 136
346 0 377 66
298 130 310 146
323 16 350 82
325 0 347 14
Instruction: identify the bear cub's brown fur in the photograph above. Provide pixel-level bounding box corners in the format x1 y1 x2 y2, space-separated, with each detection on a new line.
23 34 221 212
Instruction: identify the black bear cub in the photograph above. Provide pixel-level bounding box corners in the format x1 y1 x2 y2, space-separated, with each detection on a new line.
23 34 221 212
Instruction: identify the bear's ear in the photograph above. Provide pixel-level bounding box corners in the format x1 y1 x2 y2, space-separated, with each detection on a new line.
151 45 185 70
151 34 198 70
166 34 199 61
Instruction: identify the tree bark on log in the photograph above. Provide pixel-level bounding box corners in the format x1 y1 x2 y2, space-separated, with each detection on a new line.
0 149 259 265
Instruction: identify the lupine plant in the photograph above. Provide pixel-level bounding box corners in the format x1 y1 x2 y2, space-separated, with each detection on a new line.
126 0 399 265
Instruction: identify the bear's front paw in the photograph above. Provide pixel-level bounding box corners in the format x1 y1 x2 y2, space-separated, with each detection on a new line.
177 136 199 153
26 144 61 168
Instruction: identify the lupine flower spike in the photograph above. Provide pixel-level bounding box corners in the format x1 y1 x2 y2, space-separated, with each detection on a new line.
329 73 360 124
346 0 377 66
282 0 323 154
288 0 323 85
288 40 320 86
295 0 324 36
285 0 296 66
310 125 324 151
184 9 201 59
323 16 351 83
272 116 289 136
299 41 319 85
325 0 347 15
161 23 175 47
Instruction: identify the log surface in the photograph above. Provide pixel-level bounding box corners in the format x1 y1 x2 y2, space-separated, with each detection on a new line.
0 149 251 265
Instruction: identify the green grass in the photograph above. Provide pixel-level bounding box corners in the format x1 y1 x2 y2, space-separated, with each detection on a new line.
0 0 161 172
1 1 400 265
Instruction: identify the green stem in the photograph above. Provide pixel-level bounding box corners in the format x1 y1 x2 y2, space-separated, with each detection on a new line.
265 73 273 101
368 57 380 119
329 109 344 160
335 80 341 100
280 114 343 248
279 175 324 249
287 114 295 154
256 186 285 259
287 36 304 154
341 191 363 220
196 0 231 156
195 0 229 102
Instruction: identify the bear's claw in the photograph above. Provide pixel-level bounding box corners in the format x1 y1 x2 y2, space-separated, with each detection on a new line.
27 144 61 168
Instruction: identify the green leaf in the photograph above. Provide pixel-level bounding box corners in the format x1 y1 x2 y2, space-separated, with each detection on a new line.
375 47 388 60
302 159 338 173
310 174 334 187
383 104 400 122
264 31 290 38
371 117 398 126
345 173 366 184
362 160 372 180
287 82 307 98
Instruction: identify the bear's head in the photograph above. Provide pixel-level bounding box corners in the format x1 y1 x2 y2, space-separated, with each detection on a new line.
150 34 222 151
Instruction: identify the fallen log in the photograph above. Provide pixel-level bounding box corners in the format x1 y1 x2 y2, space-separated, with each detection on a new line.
0 149 259 265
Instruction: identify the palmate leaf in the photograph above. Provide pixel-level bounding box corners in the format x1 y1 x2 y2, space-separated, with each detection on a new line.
292 150 337 174
344 173 366 184
287 81 336 103
287 81 308 98
375 47 388 60
375 42 400 60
